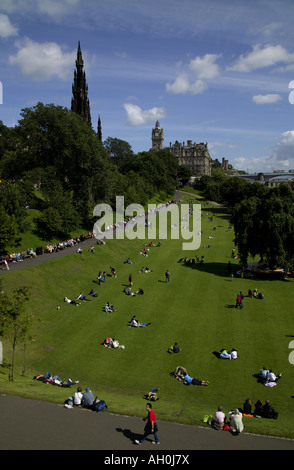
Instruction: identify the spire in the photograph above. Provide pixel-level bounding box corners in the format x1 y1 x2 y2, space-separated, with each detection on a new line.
71 41 91 126
97 115 102 142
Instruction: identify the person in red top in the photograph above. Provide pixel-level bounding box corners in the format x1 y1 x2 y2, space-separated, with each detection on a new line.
135 403 160 445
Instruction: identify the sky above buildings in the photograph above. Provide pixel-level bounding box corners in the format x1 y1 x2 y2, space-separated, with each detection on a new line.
0 0 294 173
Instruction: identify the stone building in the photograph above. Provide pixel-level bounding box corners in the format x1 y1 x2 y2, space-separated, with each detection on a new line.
151 121 211 176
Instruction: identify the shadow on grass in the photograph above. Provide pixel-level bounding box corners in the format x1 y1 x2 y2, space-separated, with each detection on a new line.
180 261 292 282
180 261 238 278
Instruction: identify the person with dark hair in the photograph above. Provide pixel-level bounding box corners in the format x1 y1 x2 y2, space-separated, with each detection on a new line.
254 400 263 417
135 403 160 445
262 400 278 419
168 342 180 354
242 398 252 415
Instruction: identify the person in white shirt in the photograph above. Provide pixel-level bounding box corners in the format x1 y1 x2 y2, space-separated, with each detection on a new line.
267 370 282 383
229 409 244 434
74 386 83 406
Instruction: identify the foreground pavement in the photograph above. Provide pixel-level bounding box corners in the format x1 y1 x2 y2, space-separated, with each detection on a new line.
1 394 294 456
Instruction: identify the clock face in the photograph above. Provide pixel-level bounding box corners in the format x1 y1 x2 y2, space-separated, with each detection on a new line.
155 132 159 137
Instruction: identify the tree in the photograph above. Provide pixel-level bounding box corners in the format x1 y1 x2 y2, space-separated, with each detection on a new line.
231 185 294 270
12 102 108 224
0 205 18 253
104 137 134 168
0 286 32 380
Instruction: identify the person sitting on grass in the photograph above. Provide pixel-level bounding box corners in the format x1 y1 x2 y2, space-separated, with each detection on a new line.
89 289 98 297
112 338 125 349
262 400 278 419
81 387 94 409
267 370 282 384
129 315 151 327
136 288 144 295
172 366 187 380
211 406 226 430
168 342 180 354
105 302 116 313
228 409 244 435
124 287 136 296
144 388 160 401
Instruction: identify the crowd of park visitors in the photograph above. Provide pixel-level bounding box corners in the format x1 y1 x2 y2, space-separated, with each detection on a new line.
26 196 283 443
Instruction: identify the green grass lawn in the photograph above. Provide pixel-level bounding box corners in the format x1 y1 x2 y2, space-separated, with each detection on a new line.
1 194 294 439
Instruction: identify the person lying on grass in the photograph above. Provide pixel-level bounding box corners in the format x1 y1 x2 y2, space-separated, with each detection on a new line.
77 292 92 302
213 348 238 359
103 337 125 349
64 297 80 306
171 366 209 386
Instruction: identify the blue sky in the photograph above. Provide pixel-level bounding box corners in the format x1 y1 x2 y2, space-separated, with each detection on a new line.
1 0 294 173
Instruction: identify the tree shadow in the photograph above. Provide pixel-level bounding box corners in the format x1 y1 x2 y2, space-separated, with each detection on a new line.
181 261 239 278
181 261 291 282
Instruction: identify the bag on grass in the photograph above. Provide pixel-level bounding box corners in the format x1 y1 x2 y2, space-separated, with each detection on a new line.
203 414 212 423
92 398 107 412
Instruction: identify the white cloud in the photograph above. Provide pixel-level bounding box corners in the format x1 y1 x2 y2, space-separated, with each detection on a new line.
124 103 166 126
166 53 220 95
252 94 282 104
228 44 294 73
0 14 18 37
166 74 207 95
273 130 294 162
189 53 221 80
37 0 80 19
9 38 76 80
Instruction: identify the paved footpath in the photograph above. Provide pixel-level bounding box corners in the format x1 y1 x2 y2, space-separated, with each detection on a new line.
1 394 294 455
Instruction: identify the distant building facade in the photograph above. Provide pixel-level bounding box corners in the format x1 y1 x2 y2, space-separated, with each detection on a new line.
151 121 211 176
212 157 233 171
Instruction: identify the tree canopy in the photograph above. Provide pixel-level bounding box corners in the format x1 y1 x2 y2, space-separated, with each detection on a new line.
0 103 184 251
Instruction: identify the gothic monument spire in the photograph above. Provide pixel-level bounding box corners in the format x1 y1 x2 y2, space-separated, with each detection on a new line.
71 41 91 126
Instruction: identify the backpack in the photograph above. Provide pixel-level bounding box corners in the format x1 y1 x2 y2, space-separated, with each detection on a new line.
92 399 107 412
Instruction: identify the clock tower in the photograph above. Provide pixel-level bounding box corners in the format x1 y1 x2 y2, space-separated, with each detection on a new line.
151 120 164 151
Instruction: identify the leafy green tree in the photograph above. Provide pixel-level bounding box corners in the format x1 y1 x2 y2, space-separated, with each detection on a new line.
13 102 108 224
0 286 32 380
36 207 64 239
104 137 134 168
0 205 18 253
231 184 294 270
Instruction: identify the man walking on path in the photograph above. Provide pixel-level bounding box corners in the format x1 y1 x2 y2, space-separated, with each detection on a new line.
135 403 160 445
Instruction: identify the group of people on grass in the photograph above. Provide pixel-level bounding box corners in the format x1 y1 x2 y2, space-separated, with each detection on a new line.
60 202 280 438
207 398 278 434
257 367 282 387
64 386 107 412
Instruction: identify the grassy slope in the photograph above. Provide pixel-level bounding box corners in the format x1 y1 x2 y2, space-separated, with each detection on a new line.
1 194 294 439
